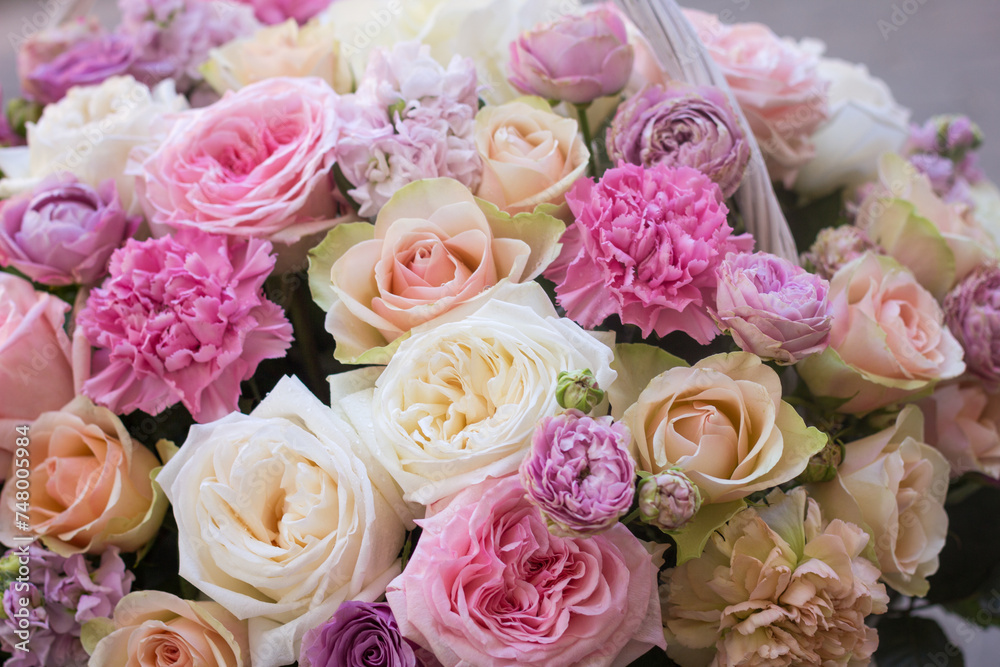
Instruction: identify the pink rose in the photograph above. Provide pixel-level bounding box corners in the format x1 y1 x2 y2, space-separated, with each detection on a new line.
308 178 564 363
77 231 293 423
797 252 966 414
235 0 333 24
684 9 829 187
386 476 664 667
918 381 1000 479
17 17 103 103
508 5 635 105
0 274 79 480
136 77 345 246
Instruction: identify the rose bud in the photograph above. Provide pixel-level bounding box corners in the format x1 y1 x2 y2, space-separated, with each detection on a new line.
555 368 605 413
637 469 702 532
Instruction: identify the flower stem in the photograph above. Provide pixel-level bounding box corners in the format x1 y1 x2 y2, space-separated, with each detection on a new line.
575 103 596 177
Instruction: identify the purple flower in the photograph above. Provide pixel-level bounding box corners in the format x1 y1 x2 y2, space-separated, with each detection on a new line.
17 17 103 104
299 601 440 667
0 546 132 667
944 265 1000 388
117 0 260 92
713 251 832 364
0 174 140 286
637 470 701 531
801 225 880 280
23 33 135 106
545 162 753 342
519 409 635 537
607 83 750 198
508 4 634 105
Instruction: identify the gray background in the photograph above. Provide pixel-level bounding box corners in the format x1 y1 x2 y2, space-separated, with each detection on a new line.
0 0 998 662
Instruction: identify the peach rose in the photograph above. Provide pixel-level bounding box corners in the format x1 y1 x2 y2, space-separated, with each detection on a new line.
809 405 950 597
0 396 168 556
86 591 249 667
0 273 79 481
308 177 565 363
623 352 826 504
474 97 590 215
797 252 966 414
918 381 1000 479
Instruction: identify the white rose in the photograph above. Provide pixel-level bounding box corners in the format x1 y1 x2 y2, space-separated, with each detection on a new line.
970 180 1000 249
0 76 188 214
319 0 580 105
156 376 409 667
793 58 910 200
338 282 616 507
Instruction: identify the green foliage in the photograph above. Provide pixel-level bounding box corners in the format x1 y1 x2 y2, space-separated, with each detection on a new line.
875 616 965 667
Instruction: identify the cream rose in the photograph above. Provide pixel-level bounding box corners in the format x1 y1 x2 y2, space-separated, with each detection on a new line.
623 352 826 504
86 591 250 667
797 252 966 414
808 405 950 597
337 282 616 507
0 397 168 556
156 376 408 667
201 19 353 95
0 76 188 214
308 177 564 364
793 58 911 200
474 97 590 215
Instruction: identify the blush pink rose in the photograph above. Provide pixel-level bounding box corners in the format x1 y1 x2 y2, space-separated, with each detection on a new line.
135 77 344 246
0 274 79 481
684 9 829 187
386 475 664 667
918 381 1000 479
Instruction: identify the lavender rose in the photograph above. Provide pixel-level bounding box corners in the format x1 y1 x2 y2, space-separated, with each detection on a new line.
713 251 832 364
607 83 750 198
519 409 635 537
23 33 135 106
944 265 1000 388
0 174 140 286
299 602 440 667
508 5 634 105
17 17 103 103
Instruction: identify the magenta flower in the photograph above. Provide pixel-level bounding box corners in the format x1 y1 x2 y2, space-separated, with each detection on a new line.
508 4 634 105
0 546 132 667
0 174 140 286
519 410 634 537
944 265 1000 388
234 0 333 25
22 33 135 106
607 83 750 198
77 230 293 422
713 251 832 364
545 162 753 342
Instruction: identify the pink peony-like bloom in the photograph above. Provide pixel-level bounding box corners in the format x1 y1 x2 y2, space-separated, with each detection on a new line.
664 488 888 666
117 0 261 92
22 33 135 106
519 410 634 537
0 174 140 286
386 475 665 667
944 265 1000 388
919 381 1000 479
234 0 334 25
545 162 753 342
684 9 829 187
713 251 832 364
607 83 750 198
335 42 482 218
136 76 343 245
508 4 634 105
77 230 293 423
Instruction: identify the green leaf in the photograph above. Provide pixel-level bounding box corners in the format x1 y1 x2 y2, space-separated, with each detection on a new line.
875 616 964 667
81 617 116 655
306 222 375 312
928 484 1000 604
671 499 746 565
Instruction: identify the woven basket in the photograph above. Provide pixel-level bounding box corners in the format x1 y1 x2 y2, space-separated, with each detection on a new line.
613 0 799 263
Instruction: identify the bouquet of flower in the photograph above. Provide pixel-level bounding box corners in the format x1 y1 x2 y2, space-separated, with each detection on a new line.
0 0 998 665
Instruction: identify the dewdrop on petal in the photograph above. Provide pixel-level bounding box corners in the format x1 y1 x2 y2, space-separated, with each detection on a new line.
637 469 702 532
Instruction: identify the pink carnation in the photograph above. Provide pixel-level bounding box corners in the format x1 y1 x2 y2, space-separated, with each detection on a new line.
545 162 753 342
386 476 664 667
77 231 292 423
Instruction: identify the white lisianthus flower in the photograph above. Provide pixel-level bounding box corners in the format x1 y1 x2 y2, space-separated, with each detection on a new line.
318 0 581 104
0 76 188 213
793 58 911 200
337 282 616 507
157 376 409 667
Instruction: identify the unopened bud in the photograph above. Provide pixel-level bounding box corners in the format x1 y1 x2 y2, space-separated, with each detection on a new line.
797 437 843 484
6 98 43 139
637 469 702 532
555 369 605 413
